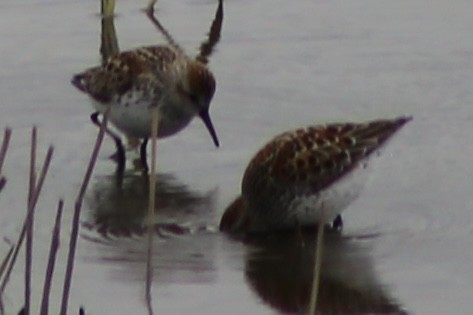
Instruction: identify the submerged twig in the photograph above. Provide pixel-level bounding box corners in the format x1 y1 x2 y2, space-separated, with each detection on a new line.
0 145 54 303
60 107 110 315
308 210 326 314
40 199 64 315
0 128 12 174
145 108 159 315
24 127 38 315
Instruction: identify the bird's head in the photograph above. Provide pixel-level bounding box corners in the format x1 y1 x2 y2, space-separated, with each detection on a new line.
177 61 219 147
219 195 250 233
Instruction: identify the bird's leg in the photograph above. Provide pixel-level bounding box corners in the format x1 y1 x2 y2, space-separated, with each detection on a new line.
332 214 343 232
140 138 149 172
90 112 126 172
295 222 306 248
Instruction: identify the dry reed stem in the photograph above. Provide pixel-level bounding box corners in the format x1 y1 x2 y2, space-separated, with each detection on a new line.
0 178 6 194
101 0 116 17
60 107 110 315
40 199 64 315
100 16 119 64
0 246 13 315
0 128 12 174
0 145 53 300
145 4 183 55
308 211 326 314
24 127 38 315
0 246 14 285
145 108 158 315
146 0 157 13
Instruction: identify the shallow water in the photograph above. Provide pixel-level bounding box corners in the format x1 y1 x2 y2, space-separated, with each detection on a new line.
1 0 473 314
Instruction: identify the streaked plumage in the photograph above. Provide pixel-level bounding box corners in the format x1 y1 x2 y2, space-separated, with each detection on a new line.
72 46 218 143
220 116 412 233
71 1 223 171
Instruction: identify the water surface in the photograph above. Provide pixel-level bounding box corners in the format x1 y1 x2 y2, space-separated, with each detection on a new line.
0 0 472 314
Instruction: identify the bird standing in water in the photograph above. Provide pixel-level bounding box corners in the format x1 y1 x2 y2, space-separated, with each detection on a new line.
220 116 412 233
72 1 223 172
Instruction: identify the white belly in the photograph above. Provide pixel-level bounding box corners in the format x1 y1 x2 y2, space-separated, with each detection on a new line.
287 162 370 225
110 100 152 138
91 97 152 138
91 96 193 139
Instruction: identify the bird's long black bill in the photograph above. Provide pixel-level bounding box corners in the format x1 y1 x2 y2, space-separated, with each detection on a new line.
199 110 219 147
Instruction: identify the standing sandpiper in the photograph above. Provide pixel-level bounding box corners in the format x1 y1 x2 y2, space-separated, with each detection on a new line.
71 1 223 171
220 116 412 233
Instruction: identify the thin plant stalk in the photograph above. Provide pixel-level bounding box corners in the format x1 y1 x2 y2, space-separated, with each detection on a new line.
40 199 64 315
100 16 119 64
24 127 38 315
0 146 54 299
0 246 14 284
308 210 326 314
145 107 158 315
145 4 183 54
60 108 110 315
196 0 224 65
0 128 12 174
0 177 6 194
27 127 37 204
101 0 116 17
0 246 13 315
146 0 157 13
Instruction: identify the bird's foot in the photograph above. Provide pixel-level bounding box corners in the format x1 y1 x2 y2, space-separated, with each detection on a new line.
332 214 343 232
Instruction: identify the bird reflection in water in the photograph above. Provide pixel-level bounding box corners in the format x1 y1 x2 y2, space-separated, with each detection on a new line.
82 172 218 284
242 230 408 315
84 172 217 238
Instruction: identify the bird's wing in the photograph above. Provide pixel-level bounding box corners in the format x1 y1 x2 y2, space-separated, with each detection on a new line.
245 118 411 192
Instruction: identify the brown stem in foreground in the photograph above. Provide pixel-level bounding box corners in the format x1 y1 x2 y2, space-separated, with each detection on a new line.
24 127 38 315
40 199 64 315
308 210 325 314
100 0 116 18
0 128 12 174
100 16 119 64
145 108 159 315
0 246 13 281
0 145 54 311
0 177 6 194
60 107 110 315
196 0 224 65
0 245 13 315
145 4 183 55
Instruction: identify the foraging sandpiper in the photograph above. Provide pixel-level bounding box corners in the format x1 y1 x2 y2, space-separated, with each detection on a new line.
220 116 412 233
72 1 223 171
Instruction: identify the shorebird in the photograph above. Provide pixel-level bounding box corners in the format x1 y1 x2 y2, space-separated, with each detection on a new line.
220 116 412 233
71 1 223 171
